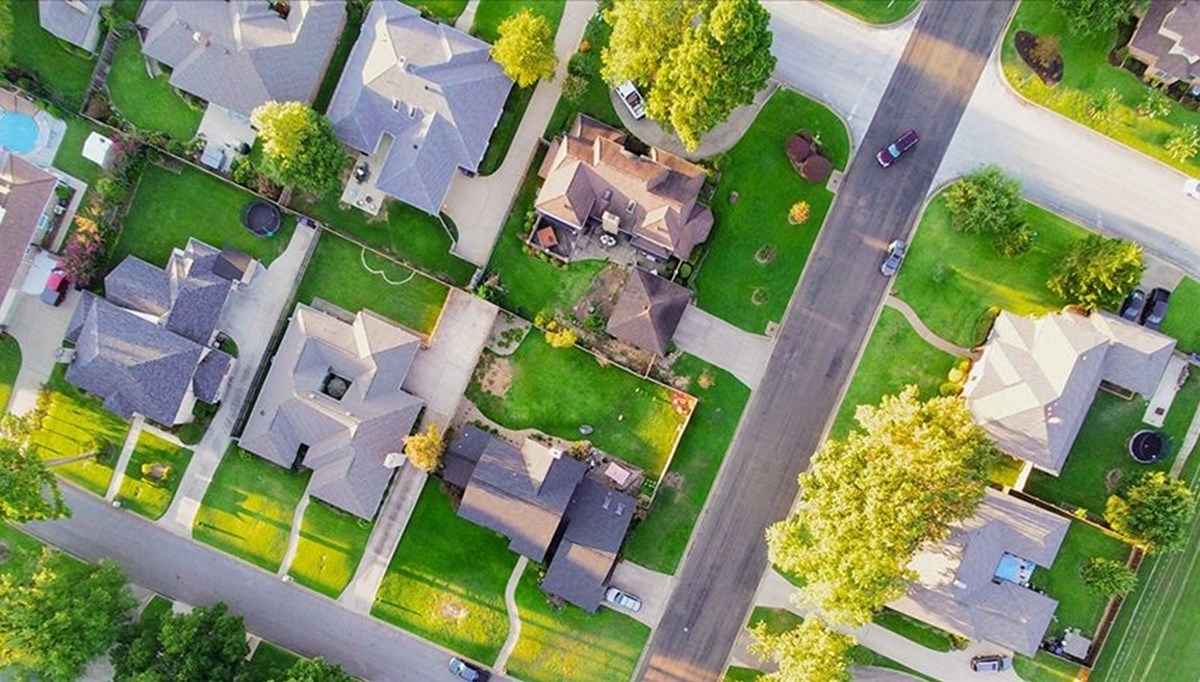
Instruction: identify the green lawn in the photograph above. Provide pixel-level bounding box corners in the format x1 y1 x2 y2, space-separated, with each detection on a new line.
0 0 96 105
723 667 763 682
1162 277 1200 353
139 594 173 624
287 499 373 599
115 431 192 520
507 565 650 682
1031 521 1131 636
1002 1 1200 178
107 37 202 141
894 193 1087 348
0 333 20 411
1014 651 1082 682
313 2 365 114
694 88 850 334
871 608 957 652
1025 375 1200 515
623 355 750 573
116 163 296 268
294 231 450 335
52 115 107 189
748 606 804 636
410 0 469 23
193 446 311 573
543 14 620 138
0 524 57 580
242 643 302 682
372 480 515 664
468 334 691 478
32 365 129 496
823 0 921 24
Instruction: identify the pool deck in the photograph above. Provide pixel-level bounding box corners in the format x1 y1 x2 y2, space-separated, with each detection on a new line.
0 88 66 169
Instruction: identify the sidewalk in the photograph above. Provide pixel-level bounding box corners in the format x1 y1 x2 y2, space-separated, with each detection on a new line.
884 296 971 357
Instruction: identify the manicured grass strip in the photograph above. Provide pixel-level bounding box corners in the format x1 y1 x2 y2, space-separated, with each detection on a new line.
723 666 763 682
243 642 302 682
0 0 95 104
469 334 689 477
748 606 804 636
0 333 20 412
624 355 750 573
894 194 1086 348
287 500 373 599
32 365 127 496
871 608 956 652
107 38 202 141
52 114 107 189
543 14 620 137
1030 521 1130 636
1162 277 1200 354
695 88 849 334
1014 651 1083 682
823 0 920 24
294 231 450 335
373 480 515 663
116 431 193 520
411 0 468 23
507 564 650 682
193 446 311 573
116 163 296 268
139 595 173 624
313 3 365 114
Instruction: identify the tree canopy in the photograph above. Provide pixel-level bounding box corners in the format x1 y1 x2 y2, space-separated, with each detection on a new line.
250 101 348 195
1105 471 1195 553
491 8 558 88
1080 557 1138 597
0 443 68 523
112 602 249 682
749 616 854 682
1046 234 1143 311
1050 0 1136 37
276 658 357 682
767 386 997 625
944 165 1023 236
403 423 444 473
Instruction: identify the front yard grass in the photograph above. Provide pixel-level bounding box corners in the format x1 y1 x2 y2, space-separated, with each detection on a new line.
871 608 956 652
372 480 515 664
0 333 20 411
468 334 690 478
1162 277 1200 353
507 564 650 682
824 0 921 24
0 524 56 579
287 499 373 599
115 163 296 268
623 355 750 573
32 365 128 496
107 38 202 141
294 231 450 336
894 193 1087 348
694 88 850 334
1025 375 1200 515
1030 521 1131 637
115 431 193 520
193 446 311 573
1001 1 1200 178
0 0 95 104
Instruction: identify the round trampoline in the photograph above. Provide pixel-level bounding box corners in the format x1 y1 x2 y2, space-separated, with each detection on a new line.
241 200 281 237
1128 430 1166 464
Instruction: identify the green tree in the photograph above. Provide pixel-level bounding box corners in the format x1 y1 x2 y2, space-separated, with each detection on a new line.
767 387 997 625
1165 125 1200 162
1050 0 1135 37
112 602 249 682
277 658 357 682
748 617 854 682
0 442 68 523
0 550 134 682
491 8 558 88
1105 471 1196 552
1080 557 1138 597
250 101 348 195
1046 234 1143 311
944 165 1023 235
600 0 695 85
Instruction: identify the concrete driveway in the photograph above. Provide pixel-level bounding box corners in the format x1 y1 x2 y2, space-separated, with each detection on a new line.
672 305 773 390
6 281 80 416
610 561 676 630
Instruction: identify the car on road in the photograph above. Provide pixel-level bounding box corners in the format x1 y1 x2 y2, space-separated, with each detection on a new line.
969 654 1010 672
605 587 643 612
1185 177 1200 201
448 658 487 681
880 239 907 277
1142 287 1171 330
41 267 68 306
616 81 646 120
1120 289 1146 322
876 129 919 168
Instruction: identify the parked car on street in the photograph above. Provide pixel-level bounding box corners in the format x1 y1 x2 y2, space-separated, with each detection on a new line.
880 239 907 277
448 658 487 681
1120 289 1146 322
615 81 646 120
876 129 919 167
970 654 1010 672
1184 177 1200 201
40 267 68 306
604 587 643 612
1142 287 1171 330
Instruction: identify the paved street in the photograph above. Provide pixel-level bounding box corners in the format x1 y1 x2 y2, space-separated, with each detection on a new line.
639 3 1015 680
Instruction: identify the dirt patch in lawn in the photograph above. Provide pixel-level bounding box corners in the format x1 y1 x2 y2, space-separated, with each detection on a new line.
1105 469 1124 493
1014 30 1063 86
659 471 686 492
477 355 513 398
573 264 627 324
438 598 470 622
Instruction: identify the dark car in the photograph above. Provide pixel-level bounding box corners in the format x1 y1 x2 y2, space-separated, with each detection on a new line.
970 655 1010 672
1120 289 1146 322
40 268 68 306
1142 287 1171 330
876 129 919 168
448 658 487 681
880 239 907 277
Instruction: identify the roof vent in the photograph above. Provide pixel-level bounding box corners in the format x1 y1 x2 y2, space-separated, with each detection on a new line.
602 493 612 510
615 502 626 515
625 199 636 214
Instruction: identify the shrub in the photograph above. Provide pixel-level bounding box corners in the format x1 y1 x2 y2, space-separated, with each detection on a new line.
583 314 606 332
544 326 578 348
993 222 1033 258
788 200 811 225
1166 125 1200 162
403 423 445 473
1030 34 1061 68
175 423 205 446
945 165 1023 235
561 73 589 103
568 50 599 78
1137 88 1172 119
1081 557 1138 597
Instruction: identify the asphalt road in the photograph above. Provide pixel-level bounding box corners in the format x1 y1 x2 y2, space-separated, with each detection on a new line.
638 2 1016 680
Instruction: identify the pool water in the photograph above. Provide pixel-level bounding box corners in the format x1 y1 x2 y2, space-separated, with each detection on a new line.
0 110 40 154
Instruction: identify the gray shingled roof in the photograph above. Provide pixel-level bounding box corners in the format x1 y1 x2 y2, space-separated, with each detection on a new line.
442 423 489 489
239 304 424 519
326 0 512 215
38 0 110 52
541 479 635 612
214 247 255 282
106 257 172 317
0 155 57 300
607 268 692 355
193 349 233 403
136 0 345 117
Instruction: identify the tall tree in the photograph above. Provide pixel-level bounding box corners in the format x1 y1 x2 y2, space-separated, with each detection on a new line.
0 443 68 523
403 423 445 473
112 602 249 682
1050 0 1136 37
277 658 357 682
944 165 1023 236
1105 472 1195 553
0 549 134 682
748 617 855 682
491 8 558 88
767 387 997 625
1046 234 1143 311
600 0 696 86
250 101 348 195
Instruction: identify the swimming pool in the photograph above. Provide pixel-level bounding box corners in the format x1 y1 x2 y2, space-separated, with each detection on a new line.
0 109 40 154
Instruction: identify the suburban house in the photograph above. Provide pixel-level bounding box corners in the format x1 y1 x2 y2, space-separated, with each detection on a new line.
891 489 1069 657
38 0 112 52
239 304 424 520
0 153 59 324
963 309 1176 475
326 0 511 215
1129 0 1200 92
446 425 636 612
607 268 692 356
63 239 239 426
532 114 713 263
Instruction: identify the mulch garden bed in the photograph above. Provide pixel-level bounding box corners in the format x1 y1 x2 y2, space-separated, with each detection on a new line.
1015 30 1063 86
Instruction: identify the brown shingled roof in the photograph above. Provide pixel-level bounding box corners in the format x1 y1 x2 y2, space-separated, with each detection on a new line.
606 268 692 355
0 156 57 298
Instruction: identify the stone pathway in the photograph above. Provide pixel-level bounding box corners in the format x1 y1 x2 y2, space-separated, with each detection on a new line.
105 415 145 501
610 82 777 160
672 305 774 389
494 556 529 673
277 487 314 578
884 296 971 356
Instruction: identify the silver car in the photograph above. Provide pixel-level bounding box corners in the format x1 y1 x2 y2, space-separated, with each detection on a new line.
604 587 642 612
881 239 907 277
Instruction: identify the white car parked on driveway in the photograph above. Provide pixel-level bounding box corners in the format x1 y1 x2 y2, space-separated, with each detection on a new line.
605 587 642 612
615 81 646 120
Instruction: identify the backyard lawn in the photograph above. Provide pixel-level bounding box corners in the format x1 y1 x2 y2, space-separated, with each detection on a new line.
193 446 311 573
0 333 20 411
410 0 468 23
107 38 202 141
1025 375 1200 515
623 355 750 573
1030 521 1132 635
1162 277 1200 353
824 0 921 24
52 115 108 188
32 365 128 496
468 334 691 478
0 0 95 104
115 163 296 268
372 481 515 664
115 431 193 520
695 88 850 334
1013 651 1082 682
0 524 58 579
894 193 1087 348
242 643 302 682
1001 1 1200 178
287 499 373 599
543 14 620 137
506 565 650 682
294 231 450 336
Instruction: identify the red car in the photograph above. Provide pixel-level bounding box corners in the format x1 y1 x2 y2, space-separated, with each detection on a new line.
41 268 68 306
876 129 919 168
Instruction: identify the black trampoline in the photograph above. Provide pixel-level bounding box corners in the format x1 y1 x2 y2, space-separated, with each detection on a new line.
1128 430 1166 464
241 200 281 237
